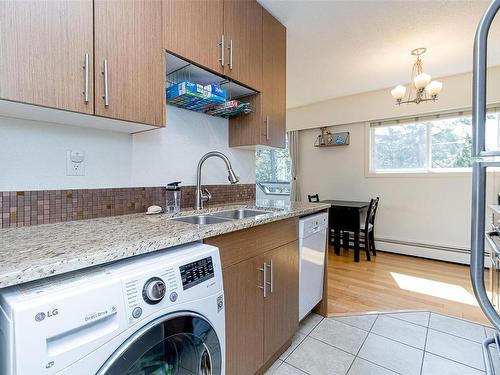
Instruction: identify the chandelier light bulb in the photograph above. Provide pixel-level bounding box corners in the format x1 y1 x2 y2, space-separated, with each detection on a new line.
414 73 432 89
425 80 443 97
391 85 407 100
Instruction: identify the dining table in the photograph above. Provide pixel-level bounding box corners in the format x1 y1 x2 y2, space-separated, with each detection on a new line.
320 200 370 262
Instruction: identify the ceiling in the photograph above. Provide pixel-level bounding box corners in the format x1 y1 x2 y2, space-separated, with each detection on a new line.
258 0 500 109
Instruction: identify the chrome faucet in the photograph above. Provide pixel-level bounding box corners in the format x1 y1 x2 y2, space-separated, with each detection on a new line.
195 151 239 210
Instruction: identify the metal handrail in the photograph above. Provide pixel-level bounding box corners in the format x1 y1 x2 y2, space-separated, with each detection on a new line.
472 0 500 156
483 336 497 375
471 2 500 350
472 161 500 334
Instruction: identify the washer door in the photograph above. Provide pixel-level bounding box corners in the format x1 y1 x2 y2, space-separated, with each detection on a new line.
98 312 222 375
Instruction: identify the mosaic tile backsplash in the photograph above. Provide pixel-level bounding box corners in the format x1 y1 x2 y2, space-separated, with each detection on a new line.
0 184 256 228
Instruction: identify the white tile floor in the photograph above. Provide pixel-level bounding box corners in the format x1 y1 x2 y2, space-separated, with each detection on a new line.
265 311 494 375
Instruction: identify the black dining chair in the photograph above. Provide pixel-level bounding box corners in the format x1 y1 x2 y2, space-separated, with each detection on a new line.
344 197 380 260
308 194 320 203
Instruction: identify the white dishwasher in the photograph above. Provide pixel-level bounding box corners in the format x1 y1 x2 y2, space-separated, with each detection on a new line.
299 212 328 321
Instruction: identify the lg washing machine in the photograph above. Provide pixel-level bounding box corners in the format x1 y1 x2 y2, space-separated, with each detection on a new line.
0 242 225 375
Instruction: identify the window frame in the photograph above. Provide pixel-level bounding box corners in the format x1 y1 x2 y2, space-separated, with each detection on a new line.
365 107 500 177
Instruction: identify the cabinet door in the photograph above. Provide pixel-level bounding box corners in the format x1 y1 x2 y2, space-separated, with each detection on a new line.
223 255 265 375
262 10 287 148
223 0 262 91
264 240 299 362
0 0 94 114
163 0 224 74
94 0 165 126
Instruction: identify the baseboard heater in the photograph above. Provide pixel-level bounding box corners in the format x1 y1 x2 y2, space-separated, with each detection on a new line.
374 237 488 266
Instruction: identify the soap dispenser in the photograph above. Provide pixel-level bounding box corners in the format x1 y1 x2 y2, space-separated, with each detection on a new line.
166 181 182 213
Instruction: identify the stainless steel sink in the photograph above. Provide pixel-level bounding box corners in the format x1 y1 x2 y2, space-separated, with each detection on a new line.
172 215 232 225
212 208 272 220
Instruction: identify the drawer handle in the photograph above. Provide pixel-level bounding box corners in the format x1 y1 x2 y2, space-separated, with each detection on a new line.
102 59 109 107
266 259 273 293
265 115 270 141
228 39 233 70
218 34 224 67
258 262 267 298
83 53 89 103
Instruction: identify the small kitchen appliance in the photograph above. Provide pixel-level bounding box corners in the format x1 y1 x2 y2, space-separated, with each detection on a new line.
166 181 182 213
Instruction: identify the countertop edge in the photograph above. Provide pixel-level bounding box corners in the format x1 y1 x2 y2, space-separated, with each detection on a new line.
0 203 330 289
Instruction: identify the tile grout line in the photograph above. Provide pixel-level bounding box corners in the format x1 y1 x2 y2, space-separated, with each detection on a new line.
356 314 404 375
367 330 426 352
422 351 487 373
426 326 487 344
280 315 324 374
357 313 426 374
331 315 377 332
431 311 494 330
345 314 380 375
419 322 430 375
346 315 380 375
285 362 311 375
305 335 358 359
382 312 430 328
280 332 307 362
285 312 486 375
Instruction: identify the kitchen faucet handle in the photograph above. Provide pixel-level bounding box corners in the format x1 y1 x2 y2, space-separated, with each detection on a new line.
202 189 212 203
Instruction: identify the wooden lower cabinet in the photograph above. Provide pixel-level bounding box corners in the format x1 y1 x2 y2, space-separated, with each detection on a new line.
223 254 265 375
263 241 299 362
220 240 299 374
206 218 300 374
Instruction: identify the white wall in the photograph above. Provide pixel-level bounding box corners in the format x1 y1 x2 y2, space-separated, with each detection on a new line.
298 124 500 263
288 65 500 131
291 67 500 263
131 106 255 186
0 116 133 190
0 106 255 191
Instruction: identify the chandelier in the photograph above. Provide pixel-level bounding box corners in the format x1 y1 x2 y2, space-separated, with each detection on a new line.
390 48 443 105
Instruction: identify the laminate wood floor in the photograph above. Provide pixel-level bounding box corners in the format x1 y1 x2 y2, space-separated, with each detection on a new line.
327 247 492 325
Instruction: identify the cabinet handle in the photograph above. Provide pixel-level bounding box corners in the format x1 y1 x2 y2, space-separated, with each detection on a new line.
258 262 267 298
218 35 225 67
266 260 274 293
83 53 89 103
228 39 233 70
265 115 270 141
102 59 109 107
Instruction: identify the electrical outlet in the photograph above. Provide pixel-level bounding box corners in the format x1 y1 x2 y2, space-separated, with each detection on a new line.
66 150 85 176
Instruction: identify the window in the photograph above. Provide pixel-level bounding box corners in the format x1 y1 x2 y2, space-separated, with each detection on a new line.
256 141 291 199
370 110 500 173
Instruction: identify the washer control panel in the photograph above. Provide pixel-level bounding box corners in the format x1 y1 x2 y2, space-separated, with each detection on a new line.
179 256 214 290
123 266 178 325
121 250 220 327
142 277 166 304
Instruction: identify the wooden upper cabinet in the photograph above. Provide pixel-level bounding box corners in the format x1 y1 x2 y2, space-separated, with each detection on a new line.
0 0 94 114
229 7 286 148
262 9 287 148
264 240 299 362
94 0 165 127
163 0 224 74
223 0 263 91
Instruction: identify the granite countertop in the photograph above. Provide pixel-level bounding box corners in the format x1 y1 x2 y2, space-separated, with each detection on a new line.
0 200 330 289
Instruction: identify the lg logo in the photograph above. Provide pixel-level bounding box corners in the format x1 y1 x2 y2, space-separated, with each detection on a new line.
34 309 58 322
